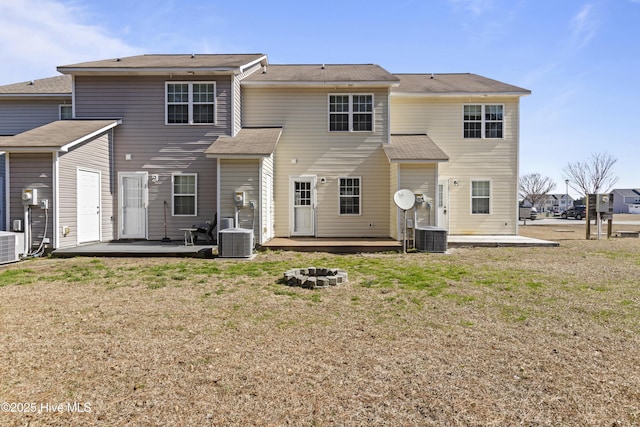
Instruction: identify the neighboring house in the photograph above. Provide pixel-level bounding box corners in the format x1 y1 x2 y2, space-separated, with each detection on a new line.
0 54 530 253
541 194 573 213
611 189 640 213
0 75 72 231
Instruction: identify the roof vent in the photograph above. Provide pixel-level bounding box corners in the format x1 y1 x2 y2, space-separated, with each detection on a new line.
191 53 195 59
116 58 121 62
430 73 434 79
321 64 325 69
262 66 267 74
27 80 34 85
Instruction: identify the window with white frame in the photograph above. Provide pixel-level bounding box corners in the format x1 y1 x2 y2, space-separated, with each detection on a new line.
172 174 197 216
471 180 490 214
329 94 373 132
59 105 72 120
464 104 503 138
339 177 361 215
166 82 215 124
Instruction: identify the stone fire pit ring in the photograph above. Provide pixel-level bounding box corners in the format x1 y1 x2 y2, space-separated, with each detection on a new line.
283 267 348 289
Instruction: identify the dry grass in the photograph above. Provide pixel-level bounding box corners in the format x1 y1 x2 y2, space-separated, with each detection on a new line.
1 222 639 426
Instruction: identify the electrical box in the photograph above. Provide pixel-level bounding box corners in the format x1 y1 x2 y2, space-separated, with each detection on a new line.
415 194 425 204
595 193 613 213
22 188 38 205
234 191 245 207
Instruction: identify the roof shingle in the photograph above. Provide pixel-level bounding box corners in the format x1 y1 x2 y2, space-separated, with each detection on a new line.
0 75 71 95
384 134 449 162
392 73 530 95
205 127 282 158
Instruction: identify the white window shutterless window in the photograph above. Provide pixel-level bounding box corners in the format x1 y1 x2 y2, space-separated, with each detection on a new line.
471 180 491 214
339 177 361 215
463 105 503 138
172 174 197 216
166 82 216 125
59 105 72 120
329 94 373 132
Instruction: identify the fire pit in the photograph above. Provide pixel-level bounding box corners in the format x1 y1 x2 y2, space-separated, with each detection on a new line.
283 267 348 289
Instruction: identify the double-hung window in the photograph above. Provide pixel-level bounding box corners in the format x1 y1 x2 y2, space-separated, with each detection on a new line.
471 180 491 214
166 82 216 125
339 177 361 215
59 105 72 120
464 104 503 138
329 94 373 132
172 173 197 216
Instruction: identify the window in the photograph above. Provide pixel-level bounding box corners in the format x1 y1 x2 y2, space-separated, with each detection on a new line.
339 177 361 215
166 82 215 124
329 94 373 132
59 105 72 120
172 174 197 216
464 105 503 138
471 180 490 214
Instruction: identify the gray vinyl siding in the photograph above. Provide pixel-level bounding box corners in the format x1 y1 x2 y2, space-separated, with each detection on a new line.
219 159 259 238
57 131 114 249
0 99 70 135
8 153 54 251
73 76 227 240
391 96 520 235
233 63 263 136
242 86 391 238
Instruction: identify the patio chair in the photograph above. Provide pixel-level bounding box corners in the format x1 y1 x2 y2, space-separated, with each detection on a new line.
192 214 217 244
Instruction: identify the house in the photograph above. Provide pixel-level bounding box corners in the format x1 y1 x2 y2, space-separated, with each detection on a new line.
540 194 573 213
0 75 72 231
0 54 530 254
611 189 640 214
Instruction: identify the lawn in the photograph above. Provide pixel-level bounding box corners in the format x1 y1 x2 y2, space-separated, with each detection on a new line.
1 224 639 426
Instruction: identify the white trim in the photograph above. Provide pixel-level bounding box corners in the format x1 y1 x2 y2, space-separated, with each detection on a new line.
59 104 73 120
470 179 492 215
391 92 529 98
328 93 374 133
338 176 362 216
71 75 76 118
59 120 121 152
171 173 198 216
76 167 102 244
165 81 217 126
462 104 504 140
53 153 59 248
289 175 316 236
4 154 9 232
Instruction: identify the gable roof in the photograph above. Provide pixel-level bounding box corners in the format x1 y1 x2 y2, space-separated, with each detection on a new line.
384 134 449 162
57 54 268 75
392 73 530 96
0 75 71 97
0 119 120 152
612 188 640 197
242 64 399 87
205 127 282 158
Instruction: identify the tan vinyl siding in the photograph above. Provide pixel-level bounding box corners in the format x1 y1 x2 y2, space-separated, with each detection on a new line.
8 153 54 251
57 132 114 248
243 86 391 238
74 76 224 239
0 99 70 135
219 159 259 237
399 164 438 228
389 162 399 239
391 96 520 235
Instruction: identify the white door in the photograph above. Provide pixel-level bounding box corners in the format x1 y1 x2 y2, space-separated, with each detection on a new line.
77 169 101 243
291 177 315 236
438 179 450 230
265 174 273 241
119 172 147 239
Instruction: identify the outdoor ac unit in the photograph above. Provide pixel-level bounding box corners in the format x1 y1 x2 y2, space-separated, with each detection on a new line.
218 228 253 258
0 231 25 264
415 226 448 253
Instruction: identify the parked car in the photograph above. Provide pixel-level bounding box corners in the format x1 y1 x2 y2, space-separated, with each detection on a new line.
519 206 537 220
561 205 586 220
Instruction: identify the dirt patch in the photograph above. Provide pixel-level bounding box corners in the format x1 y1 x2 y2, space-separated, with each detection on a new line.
0 229 639 425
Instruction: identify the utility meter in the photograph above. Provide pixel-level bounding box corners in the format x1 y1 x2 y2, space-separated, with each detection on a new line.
22 188 38 205
234 191 245 207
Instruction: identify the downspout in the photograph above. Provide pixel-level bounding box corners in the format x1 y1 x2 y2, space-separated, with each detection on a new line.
53 152 59 249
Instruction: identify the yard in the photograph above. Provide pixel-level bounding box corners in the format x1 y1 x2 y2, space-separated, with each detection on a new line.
1 223 639 426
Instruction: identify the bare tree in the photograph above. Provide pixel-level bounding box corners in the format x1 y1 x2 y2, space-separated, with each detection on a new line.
519 173 556 209
563 152 618 196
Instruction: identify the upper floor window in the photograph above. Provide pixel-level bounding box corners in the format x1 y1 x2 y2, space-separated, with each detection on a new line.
471 180 491 214
166 82 216 125
172 173 197 216
464 104 503 138
339 177 361 215
329 94 373 132
59 105 72 120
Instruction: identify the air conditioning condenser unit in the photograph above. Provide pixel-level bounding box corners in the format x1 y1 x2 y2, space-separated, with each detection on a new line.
218 228 254 258
0 231 25 264
415 226 448 253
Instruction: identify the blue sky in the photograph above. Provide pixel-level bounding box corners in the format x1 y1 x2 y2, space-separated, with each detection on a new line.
1 0 638 194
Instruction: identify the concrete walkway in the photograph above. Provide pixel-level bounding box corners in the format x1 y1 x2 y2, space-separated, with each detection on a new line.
448 235 558 247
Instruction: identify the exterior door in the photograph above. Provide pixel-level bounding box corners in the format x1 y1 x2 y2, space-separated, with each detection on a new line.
438 178 450 230
291 177 315 236
119 172 147 239
77 169 101 243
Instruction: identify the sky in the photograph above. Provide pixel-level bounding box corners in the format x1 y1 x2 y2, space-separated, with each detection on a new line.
1 0 638 196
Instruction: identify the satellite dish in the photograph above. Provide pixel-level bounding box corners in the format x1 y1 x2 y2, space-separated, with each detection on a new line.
394 189 415 211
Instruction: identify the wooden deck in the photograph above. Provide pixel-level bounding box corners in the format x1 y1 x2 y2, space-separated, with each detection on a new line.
260 238 402 253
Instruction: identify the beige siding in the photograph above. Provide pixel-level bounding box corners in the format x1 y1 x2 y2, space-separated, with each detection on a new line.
74 76 225 239
57 132 114 249
8 153 54 251
391 96 520 235
219 159 260 238
399 164 438 228
243 87 391 238
0 99 70 135
389 163 399 239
